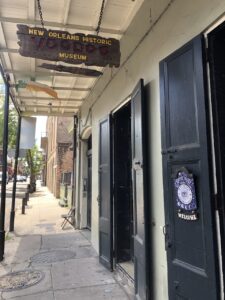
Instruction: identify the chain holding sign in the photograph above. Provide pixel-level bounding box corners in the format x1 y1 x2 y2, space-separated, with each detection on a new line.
174 167 198 221
17 25 120 68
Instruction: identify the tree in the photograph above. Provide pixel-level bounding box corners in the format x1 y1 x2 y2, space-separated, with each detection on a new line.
25 145 43 192
8 108 18 148
0 82 18 148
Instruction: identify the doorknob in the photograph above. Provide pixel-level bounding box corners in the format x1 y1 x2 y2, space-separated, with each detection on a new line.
163 224 172 250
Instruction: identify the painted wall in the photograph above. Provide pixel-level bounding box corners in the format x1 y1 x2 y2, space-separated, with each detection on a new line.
77 1 225 299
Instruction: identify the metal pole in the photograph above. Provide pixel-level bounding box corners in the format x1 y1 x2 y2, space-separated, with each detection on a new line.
0 76 10 261
70 115 78 228
72 115 77 207
76 117 81 228
9 115 21 232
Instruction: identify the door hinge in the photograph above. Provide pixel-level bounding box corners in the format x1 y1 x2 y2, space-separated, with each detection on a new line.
161 148 178 155
97 195 100 206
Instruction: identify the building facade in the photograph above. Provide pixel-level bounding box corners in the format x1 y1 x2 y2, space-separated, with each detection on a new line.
73 1 225 299
1 0 225 299
46 116 73 199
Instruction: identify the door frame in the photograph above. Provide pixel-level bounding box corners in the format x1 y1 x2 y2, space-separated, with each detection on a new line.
111 80 150 299
111 100 133 268
205 21 225 296
98 81 150 299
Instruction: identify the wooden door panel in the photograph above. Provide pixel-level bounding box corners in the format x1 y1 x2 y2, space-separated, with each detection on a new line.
131 79 148 300
160 35 219 299
99 116 112 270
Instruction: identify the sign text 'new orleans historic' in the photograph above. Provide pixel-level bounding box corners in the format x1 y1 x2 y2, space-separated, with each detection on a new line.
17 25 120 67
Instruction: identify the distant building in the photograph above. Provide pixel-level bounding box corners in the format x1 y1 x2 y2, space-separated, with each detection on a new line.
44 117 73 201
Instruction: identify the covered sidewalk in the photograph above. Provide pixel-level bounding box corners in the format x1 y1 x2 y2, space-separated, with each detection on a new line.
0 182 130 300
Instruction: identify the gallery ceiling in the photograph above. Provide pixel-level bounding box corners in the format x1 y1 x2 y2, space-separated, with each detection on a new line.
0 0 144 116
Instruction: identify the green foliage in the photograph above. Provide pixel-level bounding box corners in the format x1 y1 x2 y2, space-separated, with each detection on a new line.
0 79 18 148
8 108 18 148
26 145 43 181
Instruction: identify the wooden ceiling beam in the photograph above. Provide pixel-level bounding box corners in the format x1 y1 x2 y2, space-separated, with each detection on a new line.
21 111 77 117
0 48 18 53
24 105 79 109
10 84 90 91
0 16 122 35
28 0 36 74
18 96 83 101
5 69 98 78
62 0 72 25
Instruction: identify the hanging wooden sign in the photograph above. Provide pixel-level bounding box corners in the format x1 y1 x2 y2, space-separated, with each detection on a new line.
17 25 120 68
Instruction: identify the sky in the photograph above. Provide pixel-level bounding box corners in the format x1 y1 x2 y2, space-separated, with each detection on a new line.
35 116 47 148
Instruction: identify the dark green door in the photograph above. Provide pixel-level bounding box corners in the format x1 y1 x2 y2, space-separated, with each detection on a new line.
160 35 219 299
131 79 148 300
87 149 92 230
99 116 113 270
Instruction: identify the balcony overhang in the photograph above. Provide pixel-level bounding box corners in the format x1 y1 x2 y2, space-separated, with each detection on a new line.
0 0 144 117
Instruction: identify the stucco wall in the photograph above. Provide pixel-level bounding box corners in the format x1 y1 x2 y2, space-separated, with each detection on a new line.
77 1 225 299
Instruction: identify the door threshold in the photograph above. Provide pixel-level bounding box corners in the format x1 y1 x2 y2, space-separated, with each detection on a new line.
115 263 135 298
117 262 134 283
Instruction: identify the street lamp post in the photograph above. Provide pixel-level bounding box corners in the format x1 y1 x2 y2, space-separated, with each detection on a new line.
0 75 10 261
9 115 21 232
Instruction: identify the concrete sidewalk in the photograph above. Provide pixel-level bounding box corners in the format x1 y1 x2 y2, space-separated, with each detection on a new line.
0 183 130 300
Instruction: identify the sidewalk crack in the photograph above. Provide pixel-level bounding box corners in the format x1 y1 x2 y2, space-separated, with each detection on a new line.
0 291 4 300
40 234 43 251
50 268 56 300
